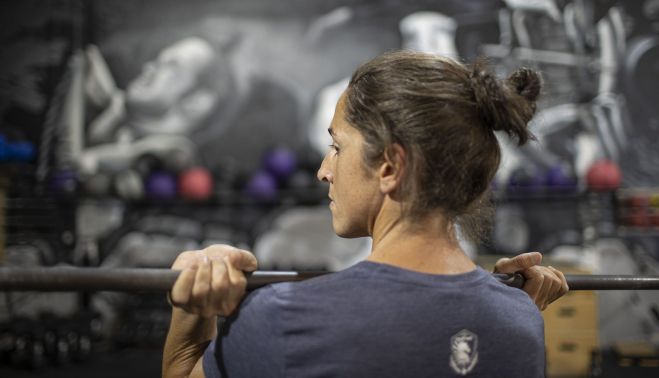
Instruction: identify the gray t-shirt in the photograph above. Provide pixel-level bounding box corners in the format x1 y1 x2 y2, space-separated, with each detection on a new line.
203 260 545 377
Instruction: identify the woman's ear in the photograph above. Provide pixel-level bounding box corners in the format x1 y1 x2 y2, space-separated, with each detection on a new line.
378 143 406 195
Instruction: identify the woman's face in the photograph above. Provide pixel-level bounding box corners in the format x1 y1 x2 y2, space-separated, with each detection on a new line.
316 93 383 238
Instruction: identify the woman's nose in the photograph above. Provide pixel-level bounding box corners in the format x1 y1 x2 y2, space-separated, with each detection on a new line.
316 155 333 183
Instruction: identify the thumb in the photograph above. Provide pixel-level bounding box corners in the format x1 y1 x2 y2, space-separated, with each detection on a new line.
226 249 259 272
494 252 542 273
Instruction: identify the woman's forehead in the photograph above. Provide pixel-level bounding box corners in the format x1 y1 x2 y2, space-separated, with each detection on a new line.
331 91 363 142
330 100 347 135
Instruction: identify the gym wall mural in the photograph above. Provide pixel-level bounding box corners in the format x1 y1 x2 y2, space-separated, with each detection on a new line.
2 0 659 266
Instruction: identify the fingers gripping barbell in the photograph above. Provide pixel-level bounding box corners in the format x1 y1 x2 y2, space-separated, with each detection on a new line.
0 267 658 292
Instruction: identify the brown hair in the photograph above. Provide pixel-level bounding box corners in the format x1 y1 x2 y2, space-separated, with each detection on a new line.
344 50 541 241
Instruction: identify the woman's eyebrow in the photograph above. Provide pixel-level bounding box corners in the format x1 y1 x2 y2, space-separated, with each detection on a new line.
328 128 340 141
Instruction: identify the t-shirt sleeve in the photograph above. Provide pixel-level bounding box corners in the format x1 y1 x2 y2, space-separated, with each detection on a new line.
202 284 286 378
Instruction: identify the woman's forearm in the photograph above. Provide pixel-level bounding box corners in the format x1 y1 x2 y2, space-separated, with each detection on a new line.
162 308 218 378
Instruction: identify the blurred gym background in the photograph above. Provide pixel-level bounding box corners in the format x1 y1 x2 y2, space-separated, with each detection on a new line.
0 0 658 376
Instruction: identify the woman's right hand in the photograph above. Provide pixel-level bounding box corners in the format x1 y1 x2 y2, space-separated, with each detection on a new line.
168 244 258 318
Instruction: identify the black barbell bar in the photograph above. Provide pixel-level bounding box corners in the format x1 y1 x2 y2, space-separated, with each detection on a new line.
0 267 658 292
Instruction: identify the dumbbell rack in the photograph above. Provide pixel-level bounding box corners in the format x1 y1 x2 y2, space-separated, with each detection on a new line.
0 163 86 370
1 165 77 265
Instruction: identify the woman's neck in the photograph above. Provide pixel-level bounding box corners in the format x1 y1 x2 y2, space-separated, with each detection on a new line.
367 208 476 275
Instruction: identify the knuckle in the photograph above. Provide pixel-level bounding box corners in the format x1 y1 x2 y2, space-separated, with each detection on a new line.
234 275 247 287
192 285 209 300
524 266 540 278
213 281 229 293
182 250 202 261
202 244 230 258
535 273 545 284
212 279 229 292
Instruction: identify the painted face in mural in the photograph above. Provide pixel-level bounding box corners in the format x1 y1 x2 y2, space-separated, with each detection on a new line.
316 92 383 238
126 37 219 135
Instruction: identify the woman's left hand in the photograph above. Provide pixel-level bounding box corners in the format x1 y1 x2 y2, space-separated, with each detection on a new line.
494 251 569 311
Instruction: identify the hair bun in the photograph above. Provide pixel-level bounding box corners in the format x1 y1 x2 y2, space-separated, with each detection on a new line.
506 68 542 102
469 60 540 146
469 65 504 130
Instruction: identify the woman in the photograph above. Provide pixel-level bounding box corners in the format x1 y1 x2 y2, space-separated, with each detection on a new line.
163 50 568 377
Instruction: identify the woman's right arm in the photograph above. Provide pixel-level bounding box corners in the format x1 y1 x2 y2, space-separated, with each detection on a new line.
162 245 258 378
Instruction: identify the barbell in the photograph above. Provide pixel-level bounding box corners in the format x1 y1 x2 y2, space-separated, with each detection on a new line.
0 267 658 292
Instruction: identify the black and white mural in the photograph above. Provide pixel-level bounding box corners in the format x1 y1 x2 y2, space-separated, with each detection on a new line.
3 0 657 193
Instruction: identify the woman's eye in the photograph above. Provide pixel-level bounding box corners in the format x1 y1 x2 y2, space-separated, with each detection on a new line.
328 144 340 153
